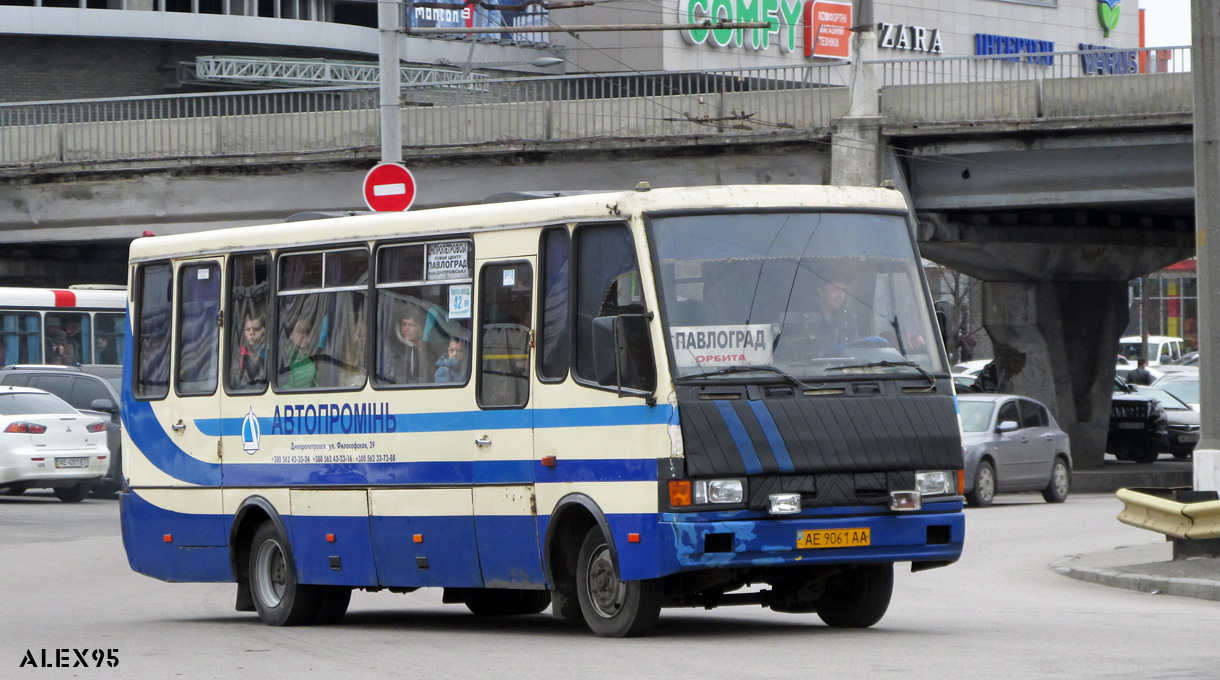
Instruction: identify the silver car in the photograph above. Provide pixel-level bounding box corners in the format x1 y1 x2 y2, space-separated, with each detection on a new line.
958 394 1072 507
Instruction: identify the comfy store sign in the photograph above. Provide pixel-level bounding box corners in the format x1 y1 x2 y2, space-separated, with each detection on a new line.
679 0 852 59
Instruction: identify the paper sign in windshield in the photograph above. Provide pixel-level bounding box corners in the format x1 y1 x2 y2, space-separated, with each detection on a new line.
672 325 774 368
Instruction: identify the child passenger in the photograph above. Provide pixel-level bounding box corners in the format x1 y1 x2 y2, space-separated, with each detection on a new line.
434 336 467 383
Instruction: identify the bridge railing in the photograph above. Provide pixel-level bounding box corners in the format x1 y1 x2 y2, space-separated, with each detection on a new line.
875 46 1192 125
0 65 849 168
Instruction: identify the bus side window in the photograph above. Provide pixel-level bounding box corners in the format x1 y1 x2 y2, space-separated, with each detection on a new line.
537 227 571 382
0 312 41 365
573 224 645 388
94 313 124 365
134 263 173 399
477 262 533 409
276 248 368 391
228 253 270 393
177 263 222 396
374 240 473 388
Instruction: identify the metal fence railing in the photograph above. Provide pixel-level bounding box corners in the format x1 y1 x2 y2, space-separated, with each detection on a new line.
874 46 1192 125
0 48 1196 168
0 65 850 167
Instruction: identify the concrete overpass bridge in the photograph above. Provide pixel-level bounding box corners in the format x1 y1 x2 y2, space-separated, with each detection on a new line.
0 46 1198 467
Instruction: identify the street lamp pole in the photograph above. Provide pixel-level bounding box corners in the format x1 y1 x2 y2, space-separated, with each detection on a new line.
378 0 403 164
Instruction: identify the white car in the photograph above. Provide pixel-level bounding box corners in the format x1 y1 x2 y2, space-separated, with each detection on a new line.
950 359 992 377
0 386 110 502
1118 336 1186 367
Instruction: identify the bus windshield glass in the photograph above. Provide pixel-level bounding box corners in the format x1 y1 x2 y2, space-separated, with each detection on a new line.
650 211 945 381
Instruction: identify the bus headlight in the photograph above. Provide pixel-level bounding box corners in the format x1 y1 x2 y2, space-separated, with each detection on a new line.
693 479 744 505
915 470 956 496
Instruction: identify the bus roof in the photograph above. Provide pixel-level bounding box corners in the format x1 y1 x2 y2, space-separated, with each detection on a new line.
0 286 126 309
128 185 910 261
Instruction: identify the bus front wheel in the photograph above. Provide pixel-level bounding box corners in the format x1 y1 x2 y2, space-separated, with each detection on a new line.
814 563 893 628
575 528 662 638
249 522 320 626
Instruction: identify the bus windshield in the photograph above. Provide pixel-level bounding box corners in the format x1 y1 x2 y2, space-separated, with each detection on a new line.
650 211 945 381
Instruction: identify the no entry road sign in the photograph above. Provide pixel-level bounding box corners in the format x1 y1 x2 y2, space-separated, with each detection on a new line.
363 163 417 212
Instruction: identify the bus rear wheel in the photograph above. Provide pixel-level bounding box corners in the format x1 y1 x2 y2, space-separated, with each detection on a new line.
575 528 662 638
814 563 893 628
249 522 320 626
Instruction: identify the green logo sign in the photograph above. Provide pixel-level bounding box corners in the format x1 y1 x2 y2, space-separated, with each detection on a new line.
1098 0 1120 38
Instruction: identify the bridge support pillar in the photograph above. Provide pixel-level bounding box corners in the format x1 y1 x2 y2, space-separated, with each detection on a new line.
982 280 1130 471
831 117 883 187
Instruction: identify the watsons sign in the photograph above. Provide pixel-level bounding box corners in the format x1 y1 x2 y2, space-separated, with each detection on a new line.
679 0 852 59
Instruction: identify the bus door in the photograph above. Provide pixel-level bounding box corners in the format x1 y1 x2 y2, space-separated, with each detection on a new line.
472 256 546 588
163 259 227 545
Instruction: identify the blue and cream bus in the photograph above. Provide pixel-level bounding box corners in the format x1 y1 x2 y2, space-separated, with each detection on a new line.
119 184 965 637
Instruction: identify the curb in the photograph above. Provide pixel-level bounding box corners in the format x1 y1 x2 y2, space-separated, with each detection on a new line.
1051 555 1220 601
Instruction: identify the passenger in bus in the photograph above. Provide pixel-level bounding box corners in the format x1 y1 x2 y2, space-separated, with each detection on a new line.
60 342 78 366
64 321 83 357
233 315 268 389
392 313 436 384
434 336 467 383
48 330 69 365
95 335 118 364
282 317 318 389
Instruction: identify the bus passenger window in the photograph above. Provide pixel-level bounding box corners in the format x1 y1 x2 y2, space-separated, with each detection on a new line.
94 313 124 365
374 240 473 388
228 254 270 392
538 227 571 382
477 263 533 409
135 263 172 399
276 248 368 391
177 263 222 396
574 224 645 387
0 313 41 365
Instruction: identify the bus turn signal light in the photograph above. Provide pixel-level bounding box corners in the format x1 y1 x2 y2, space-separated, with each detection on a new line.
958 469 965 496
669 480 691 507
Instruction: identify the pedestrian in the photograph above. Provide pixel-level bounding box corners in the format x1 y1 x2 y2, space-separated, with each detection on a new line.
1126 359 1154 386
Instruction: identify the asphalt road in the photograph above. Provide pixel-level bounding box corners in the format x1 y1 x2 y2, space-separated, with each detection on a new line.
2 490 1218 679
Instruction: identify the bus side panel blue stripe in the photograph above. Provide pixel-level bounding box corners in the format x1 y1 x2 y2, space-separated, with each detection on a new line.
194 404 676 438
292 515 379 586
118 492 232 583
748 401 796 472
474 515 547 588
215 458 655 487
713 401 763 475
370 516 484 588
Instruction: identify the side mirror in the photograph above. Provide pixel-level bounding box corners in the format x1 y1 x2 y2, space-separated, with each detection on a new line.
90 398 117 415
591 314 656 402
997 420 1019 433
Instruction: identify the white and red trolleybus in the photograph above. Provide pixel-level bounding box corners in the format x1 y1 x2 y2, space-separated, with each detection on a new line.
0 286 126 367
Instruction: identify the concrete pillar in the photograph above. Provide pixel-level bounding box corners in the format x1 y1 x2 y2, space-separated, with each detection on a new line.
1191 0 1220 491
983 280 1129 470
830 0 881 187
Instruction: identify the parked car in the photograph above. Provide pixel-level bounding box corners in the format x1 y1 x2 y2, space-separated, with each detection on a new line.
1133 385 1199 459
957 394 1072 508
1152 373 1200 411
1108 377 1169 464
0 385 110 502
0 365 123 495
951 359 992 377
1118 335 1186 367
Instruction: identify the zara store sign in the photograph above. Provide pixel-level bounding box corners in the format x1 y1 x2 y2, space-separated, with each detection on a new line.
877 23 943 54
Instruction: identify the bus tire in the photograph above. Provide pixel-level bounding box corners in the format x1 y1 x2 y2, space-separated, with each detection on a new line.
464 589 551 617
311 586 352 625
249 521 319 626
575 528 661 638
54 482 92 503
814 563 893 628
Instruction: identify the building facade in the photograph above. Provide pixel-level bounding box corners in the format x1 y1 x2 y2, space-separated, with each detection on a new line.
0 1 1147 102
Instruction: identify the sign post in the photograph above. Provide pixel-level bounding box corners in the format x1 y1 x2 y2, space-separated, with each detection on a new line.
363 162 417 212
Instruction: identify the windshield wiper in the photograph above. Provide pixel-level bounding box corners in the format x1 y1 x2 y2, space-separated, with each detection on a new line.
683 364 812 389
825 360 936 386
